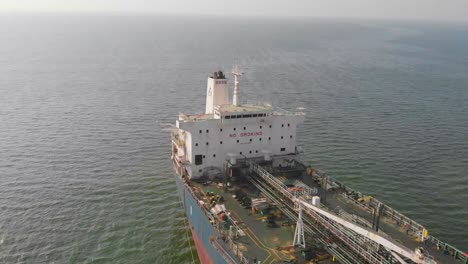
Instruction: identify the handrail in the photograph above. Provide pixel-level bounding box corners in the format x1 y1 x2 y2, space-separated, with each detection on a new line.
211 239 238 264
247 172 368 264
301 201 412 263
248 160 388 264
427 237 468 263
181 177 250 264
342 186 468 262
224 236 250 264
257 161 468 263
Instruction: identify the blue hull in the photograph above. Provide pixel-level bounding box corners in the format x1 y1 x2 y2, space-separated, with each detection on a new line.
174 174 229 264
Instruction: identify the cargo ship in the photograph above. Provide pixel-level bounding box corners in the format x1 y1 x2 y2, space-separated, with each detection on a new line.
171 68 467 264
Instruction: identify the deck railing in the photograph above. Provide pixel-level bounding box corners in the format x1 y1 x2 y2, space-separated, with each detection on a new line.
224 236 250 264
211 238 246 264
317 167 468 264
427 237 468 264
182 177 250 264
248 160 390 264
246 170 368 264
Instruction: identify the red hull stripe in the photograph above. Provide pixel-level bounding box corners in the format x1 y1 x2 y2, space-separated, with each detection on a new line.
190 225 214 264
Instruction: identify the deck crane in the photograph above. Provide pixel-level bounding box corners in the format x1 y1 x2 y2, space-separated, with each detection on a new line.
298 199 436 264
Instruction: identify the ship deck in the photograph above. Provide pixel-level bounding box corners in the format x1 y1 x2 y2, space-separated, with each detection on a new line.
190 181 335 264
187 159 466 264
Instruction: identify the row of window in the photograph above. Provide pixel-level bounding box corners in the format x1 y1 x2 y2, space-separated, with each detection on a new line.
196 147 288 163
224 113 268 119
195 146 288 168
198 123 292 134
194 135 293 146
239 150 259 155
239 147 286 155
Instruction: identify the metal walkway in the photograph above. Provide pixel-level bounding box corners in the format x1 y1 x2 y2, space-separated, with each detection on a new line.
247 160 404 264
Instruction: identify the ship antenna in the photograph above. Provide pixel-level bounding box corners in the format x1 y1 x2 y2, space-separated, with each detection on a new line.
232 65 243 106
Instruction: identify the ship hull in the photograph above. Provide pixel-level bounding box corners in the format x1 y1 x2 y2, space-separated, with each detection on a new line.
173 167 228 264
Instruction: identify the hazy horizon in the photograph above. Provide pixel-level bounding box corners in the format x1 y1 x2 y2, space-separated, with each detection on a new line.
1 0 468 23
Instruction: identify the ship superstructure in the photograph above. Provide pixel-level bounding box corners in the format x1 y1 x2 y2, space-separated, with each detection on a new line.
173 69 304 180
171 69 467 264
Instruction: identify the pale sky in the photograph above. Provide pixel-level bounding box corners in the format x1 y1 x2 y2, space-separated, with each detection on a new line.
1 0 468 22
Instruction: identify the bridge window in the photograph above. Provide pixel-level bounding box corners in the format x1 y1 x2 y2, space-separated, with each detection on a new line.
281 136 283 139
280 148 285 152
220 141 223 144
195 155 203 165
195 143 198 146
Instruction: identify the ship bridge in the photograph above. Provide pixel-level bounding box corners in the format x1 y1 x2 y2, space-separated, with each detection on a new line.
173 69 305 179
